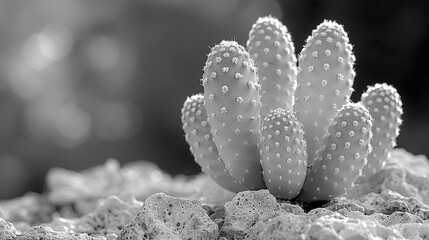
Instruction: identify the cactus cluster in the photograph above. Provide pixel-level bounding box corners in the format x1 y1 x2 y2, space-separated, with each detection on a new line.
181 16 403 202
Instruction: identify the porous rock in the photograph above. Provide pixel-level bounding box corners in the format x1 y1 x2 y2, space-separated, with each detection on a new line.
355 190 429 220
221 190 286 239
258 213 307 240
1 218 18 240
0 192 54 225
188 175 237 206
305 214 402 240
349 149 429 205
75 195 142 235
16 225 115 240
118 193 218 240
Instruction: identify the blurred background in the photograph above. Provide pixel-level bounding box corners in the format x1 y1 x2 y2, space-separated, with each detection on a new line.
0 0 428 199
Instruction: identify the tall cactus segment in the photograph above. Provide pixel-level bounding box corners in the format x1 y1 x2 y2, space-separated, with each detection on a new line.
297 103 373 202
247 16 298 116
260 108 307 199
357 83 403 181
294 20 356 166
201 41 265 190
181 94 246 193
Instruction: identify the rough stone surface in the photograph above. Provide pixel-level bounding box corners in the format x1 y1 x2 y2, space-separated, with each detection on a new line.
1 218 18 240
305 215 402 240
188 175 237 206
2 149 429 240
258 213 307 240
221 190 286 239
0 192 54 225
118 193 218 240
15 226 116 240
74 195 142 235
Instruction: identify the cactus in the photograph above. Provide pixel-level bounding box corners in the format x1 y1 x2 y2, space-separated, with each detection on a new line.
201 40 265 190
356 83 403 182
297 103 372 201
260 108 307 199
294 20 355 166
181 94 246 192
182 16 404 202
247 16 297 116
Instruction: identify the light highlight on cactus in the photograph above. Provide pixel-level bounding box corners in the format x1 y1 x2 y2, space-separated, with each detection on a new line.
181 94 246 193
294 20 356 166
297 102 373 202
247 16 297 116
357 83 403 181
260 108 307 199
201 40 265 190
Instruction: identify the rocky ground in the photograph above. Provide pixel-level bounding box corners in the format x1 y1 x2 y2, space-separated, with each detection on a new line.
1 148 429 240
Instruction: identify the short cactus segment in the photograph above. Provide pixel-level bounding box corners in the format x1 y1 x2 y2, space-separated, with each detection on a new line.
294 20 356 166
260 108 307 199
201 40 265 190
181 94 246 193
357 83 403 181
247 16 297 116
297 102 373 202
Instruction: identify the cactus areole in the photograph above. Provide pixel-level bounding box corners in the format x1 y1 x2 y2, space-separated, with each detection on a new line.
181 16 404 202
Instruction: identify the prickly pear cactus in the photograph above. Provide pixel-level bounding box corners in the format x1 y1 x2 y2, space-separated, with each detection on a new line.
247 16 297 116
357 83 403 182
297 103 372 202
294 20 355 166
260 108 307 199
181 94 245 192
201 41 265 190
181 16 404 202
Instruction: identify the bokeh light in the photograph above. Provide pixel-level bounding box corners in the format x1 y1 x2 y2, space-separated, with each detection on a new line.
87 36 120 71
53 103 92 148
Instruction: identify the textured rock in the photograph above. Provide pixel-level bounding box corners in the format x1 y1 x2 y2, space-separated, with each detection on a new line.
305 214 402 240
3 149 429 240
15 226 115 240
46 159 124 205
46 158 212 214
350 149 429 206
221 190 286 239
118 193 218 240
0 192 54 225
278 201 305 215
188 174 237 206
1 218 17 240
324 197 365 214
349 189 429 220
258 213 307 240
75 195 142 235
